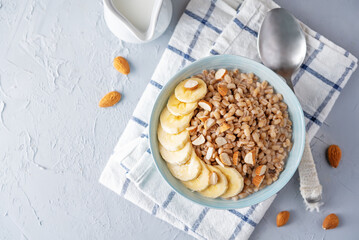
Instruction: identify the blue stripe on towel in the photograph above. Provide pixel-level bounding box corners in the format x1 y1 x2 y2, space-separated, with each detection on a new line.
191 207 209 232
120 163 130 173
146 148 151 154
303 110 322 128
314 32 321 40
233 18 258 38
184 225 189 232
228 204 258 240
120 178 131 196
301 64 342 91
228 208 257 227
181 1 217 67
210 49 220 55
167 45 196 62
344 51 349 57
152 204 159 215
140 133 148 139
293 42 324 86
306 61 355 131
236 3 242 13
131 116 148 127
162 191 176 209
184 9 222 34
149 80 163 89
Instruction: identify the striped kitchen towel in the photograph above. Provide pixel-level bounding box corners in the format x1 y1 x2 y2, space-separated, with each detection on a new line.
99 0 357 239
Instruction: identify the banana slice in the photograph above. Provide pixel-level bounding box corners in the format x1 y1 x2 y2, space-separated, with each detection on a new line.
182 160 210 191
167 94 197 116
167 151 202 181
157 124 189 151
160 107 193 134
175 78 207 103
159 141 192 165
199 165 228 198
217 166 244 198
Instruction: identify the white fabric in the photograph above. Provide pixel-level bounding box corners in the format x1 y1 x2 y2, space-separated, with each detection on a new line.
99 0 358 239
298 137 323 211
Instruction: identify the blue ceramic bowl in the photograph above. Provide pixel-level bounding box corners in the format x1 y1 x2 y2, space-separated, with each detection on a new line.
149 55 305 209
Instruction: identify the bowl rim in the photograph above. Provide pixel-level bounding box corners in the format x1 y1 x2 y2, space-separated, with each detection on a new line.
149 54 305 209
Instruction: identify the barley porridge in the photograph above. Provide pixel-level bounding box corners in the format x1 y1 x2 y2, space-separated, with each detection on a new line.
157 68 292 200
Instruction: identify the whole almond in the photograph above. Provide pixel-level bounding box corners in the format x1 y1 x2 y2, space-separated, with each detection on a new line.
113 56 130 75
99 91 121 107
327 145 341 168
322 213 339 230
276 211 290 227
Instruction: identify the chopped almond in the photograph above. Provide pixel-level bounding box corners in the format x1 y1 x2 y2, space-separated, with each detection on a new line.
198 115 209 123
186 125 197 134
233 151 239 165
226 133 236 142
244 149 256 165
215 137 227 147
219 153 232 166
252 175 265 187
206 147 214 160
192 135 205 145
184 79 198 90
219 123 231 133
215 68 227 80
204 118 215 130
198 100 212 111
218 84 228 96
255 165 267 176
215 157 225 167
224 74 232 83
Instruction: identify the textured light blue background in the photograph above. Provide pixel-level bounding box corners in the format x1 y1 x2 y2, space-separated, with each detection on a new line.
0 0 358 239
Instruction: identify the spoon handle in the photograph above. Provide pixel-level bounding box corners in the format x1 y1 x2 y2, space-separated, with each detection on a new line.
276 71 294 91
283 75 294 91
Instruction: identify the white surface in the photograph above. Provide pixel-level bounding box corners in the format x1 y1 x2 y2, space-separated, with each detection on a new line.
0 0 358 239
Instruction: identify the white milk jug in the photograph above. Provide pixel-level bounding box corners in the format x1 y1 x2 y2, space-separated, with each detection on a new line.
103 0 173 43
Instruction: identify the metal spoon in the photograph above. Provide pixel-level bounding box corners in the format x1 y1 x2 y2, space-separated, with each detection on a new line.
258 8 306 91
258 8 322 206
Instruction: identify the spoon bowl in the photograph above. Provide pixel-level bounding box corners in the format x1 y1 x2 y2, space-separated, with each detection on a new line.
258 8 306 89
